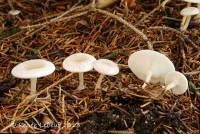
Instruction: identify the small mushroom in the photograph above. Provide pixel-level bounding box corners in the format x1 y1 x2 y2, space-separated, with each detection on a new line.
62 53 96 90
128 50 175 88
7 0 20 16
182 0 200 7
183 0 200 2
164 71 188 95
11 59 55 94
8 10 21 16
182 0 200 13
93 59 119 90
180 7 200 31
95 0 119 9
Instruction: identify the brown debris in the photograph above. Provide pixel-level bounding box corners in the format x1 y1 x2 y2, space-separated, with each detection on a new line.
41 115 54 126
12 124 28 133
0 0 199 133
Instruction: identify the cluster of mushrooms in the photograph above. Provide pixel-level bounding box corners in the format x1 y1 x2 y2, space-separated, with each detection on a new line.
11 53 119 95
11 50 188 97
180 0 200 31
128 50 188 95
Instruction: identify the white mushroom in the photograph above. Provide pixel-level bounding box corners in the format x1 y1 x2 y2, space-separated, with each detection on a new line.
8 10 21 16
11 59 55 94
182 0 200 8
128 50 175 88
182 0 200 7
164 71 188 95
62 53 96 90
93 59 119 90
95 0 119 9
180 0 200 30
180 7 200 31
7 0 20 16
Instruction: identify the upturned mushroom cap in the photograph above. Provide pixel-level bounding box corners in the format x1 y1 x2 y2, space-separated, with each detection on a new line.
11 59 55 79
63 53 96 73
93 59 119 75
180 7 200 16
165 71 188 95
128 50 175 84
182 0 200 3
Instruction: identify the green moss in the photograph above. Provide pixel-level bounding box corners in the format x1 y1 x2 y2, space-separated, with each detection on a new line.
0 27 21 38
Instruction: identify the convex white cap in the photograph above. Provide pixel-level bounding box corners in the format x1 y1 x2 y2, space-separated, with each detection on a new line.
182 0 200 3
180 7 200 16
11 59 55 79
63 53 96 73
165 71 188 95
128 50 175 84
93 59 119 76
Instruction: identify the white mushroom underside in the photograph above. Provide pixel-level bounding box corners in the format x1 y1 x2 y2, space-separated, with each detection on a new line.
93 59 119 76
180 7 200 16
63 53 96 73
128 50 175 84
11 59 55 79
165 71 188 95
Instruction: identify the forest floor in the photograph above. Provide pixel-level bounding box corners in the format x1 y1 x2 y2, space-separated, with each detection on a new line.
0 0 199 133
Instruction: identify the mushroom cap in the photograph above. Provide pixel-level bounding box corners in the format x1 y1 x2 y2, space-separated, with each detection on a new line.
165 71 188 95
182 0 200 3
128 50 175 84
180 7 200 16
63 53 96 73
11 59 55 79
96 0 118 8
8 10 21 16
93 59 119 76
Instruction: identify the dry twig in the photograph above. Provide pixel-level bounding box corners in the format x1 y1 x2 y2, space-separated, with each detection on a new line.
148 26 199 49
93 8 153 50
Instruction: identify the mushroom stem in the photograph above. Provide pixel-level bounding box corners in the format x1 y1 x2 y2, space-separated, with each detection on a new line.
180 3 191 31
166 81 177 91
181 16 192 31
95 74 104 90
30 78 37 94
142 71 152 88
77 72 85 90
180 16 187 30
